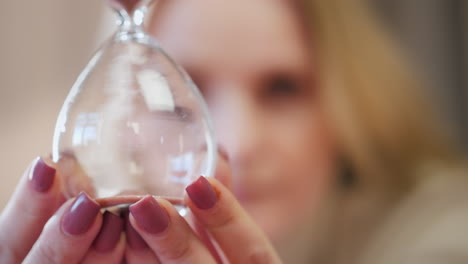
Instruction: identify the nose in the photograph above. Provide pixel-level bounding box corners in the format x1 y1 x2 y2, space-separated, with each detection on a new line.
209 87 264 170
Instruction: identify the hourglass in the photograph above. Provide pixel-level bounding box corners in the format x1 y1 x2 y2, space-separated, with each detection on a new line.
52 0 216 210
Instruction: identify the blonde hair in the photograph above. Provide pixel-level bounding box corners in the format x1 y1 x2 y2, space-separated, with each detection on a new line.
303 1 463 261
304 0 460 192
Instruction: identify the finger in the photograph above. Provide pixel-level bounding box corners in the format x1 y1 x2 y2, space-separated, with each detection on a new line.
214 146 232 190
180 148 232 262
184 212 224 263
125 248 160 264
123 210 160 264
0 157 65 263
129 196 217 264
55 152 97 198
81 211 126 264
23 192 102 264
185 176 282 264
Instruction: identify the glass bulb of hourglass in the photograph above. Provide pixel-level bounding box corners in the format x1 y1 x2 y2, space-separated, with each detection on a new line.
52 0 216 209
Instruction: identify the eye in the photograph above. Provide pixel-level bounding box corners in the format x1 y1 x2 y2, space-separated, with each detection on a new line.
264 74 302 98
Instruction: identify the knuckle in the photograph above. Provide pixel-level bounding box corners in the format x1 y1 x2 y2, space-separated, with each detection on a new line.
158 239 192 261
34 243 64 264
205 208 236 230
247 248 277 264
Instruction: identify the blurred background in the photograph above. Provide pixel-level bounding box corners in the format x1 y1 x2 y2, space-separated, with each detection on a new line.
0 0 466 208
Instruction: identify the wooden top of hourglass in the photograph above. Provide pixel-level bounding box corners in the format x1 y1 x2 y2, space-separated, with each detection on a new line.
106 0 153 14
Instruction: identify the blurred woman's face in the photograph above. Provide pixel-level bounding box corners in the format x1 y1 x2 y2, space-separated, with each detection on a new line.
150 0 336 243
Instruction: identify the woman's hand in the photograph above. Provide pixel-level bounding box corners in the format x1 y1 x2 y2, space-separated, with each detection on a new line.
0 155 282 263
126 156 283 264
0 158 125 263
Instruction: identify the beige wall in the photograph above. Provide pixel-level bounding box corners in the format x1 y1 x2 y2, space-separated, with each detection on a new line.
0 0 113 208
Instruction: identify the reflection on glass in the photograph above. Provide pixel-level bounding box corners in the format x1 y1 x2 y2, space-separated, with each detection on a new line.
52 0 216 209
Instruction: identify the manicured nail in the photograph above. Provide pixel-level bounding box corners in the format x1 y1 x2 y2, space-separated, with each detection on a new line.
62 192 100 235
29 157 55 192
186 176 218 210
124 210 148 250
129 196 169 234
93 211 123 253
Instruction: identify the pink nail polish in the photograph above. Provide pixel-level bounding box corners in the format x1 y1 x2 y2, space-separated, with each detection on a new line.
186 176 218 210
29 157 55 193
62 192 100 235
93 211 123 253
124 210 148 250
129 196 169 234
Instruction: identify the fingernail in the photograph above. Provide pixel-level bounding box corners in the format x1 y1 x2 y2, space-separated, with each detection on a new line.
62 192 100 235
186 176 218 210
129 196 169 234
29 157 55 192
124 210 148 250
93 211 123 253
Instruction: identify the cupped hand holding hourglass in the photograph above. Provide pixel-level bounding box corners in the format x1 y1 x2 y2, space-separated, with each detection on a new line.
0 153 281 263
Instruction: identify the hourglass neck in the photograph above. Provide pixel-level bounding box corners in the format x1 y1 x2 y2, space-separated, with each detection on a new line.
116 8 145 32
111 0 154 32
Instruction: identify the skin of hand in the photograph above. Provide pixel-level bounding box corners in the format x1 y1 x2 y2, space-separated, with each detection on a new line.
0 155 282 263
